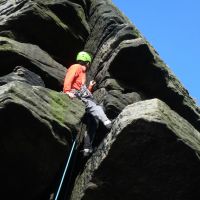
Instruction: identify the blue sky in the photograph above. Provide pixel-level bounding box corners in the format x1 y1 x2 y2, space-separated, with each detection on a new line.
112 0 200 105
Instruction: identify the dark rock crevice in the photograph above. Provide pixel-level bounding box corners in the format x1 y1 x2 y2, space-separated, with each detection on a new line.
0 66 45 87
0 36 66 90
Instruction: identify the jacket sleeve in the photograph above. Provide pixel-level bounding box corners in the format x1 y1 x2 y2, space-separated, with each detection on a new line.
63 65 77 93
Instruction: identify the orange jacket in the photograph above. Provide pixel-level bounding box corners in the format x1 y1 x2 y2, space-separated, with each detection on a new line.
63 64 92 93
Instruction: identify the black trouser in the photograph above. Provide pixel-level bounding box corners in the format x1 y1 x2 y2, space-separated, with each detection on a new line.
83 113 99 150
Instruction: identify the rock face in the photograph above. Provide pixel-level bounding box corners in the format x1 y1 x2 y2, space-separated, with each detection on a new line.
71 99 200 200
0 0 199 200
0 80 85 199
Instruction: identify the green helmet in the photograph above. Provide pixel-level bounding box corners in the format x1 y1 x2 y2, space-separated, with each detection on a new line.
76 51 92 63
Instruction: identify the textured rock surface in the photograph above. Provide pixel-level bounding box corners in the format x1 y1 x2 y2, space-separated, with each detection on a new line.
0 0 89 66
85 0 200 130
0 36 66 90
0 0 199 199
0 81 85 199
71 99 200 200
0 66 45 86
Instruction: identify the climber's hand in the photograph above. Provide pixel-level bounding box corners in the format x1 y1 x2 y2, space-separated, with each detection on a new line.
89 80 96 87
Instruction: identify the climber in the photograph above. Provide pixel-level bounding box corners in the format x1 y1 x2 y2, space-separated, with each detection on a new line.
63 51 112 157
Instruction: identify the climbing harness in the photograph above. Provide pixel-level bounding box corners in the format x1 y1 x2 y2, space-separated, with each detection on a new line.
72 85 93 99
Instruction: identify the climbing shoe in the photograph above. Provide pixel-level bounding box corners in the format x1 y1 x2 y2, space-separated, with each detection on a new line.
104 119 112 130
82 148 93 157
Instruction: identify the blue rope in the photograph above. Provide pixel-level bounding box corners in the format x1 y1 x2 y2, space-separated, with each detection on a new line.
54 139 76 200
